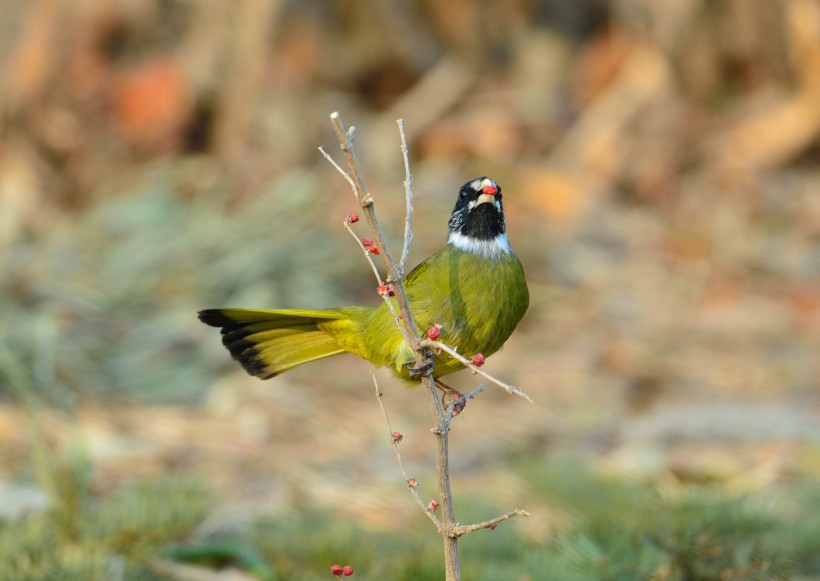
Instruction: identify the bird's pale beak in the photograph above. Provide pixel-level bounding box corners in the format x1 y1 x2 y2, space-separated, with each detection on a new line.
476 178 499 205
479 178 498 195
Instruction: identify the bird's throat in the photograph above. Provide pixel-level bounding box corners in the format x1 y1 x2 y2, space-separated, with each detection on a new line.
447 232 512 259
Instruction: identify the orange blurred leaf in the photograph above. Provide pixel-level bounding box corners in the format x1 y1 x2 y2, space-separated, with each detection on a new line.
113 58 190 148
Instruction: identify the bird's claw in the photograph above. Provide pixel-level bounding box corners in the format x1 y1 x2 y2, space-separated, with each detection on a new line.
443 390 466 415
406 358 434 378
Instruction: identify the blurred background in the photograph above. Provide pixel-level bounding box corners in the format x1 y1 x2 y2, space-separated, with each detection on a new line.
1 0 819 579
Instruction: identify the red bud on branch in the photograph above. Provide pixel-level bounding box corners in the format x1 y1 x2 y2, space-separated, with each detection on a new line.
361 238 379 254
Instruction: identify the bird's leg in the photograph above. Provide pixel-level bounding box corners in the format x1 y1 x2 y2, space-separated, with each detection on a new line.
408 354 467 415
435 379 466 415
434 378 455 393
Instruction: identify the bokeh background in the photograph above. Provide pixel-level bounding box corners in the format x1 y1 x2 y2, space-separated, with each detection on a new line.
1 0 820 579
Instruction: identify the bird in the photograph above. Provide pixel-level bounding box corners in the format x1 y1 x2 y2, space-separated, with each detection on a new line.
198 177 529 386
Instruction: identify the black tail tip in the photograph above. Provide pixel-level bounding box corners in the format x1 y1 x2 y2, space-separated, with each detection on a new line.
198 309 230 327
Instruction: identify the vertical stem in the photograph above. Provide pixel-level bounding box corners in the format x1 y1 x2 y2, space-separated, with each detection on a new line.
327 112 461 579
424 378 460 580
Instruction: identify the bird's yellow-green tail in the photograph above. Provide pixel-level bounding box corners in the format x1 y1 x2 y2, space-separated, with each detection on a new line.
198 308 365 379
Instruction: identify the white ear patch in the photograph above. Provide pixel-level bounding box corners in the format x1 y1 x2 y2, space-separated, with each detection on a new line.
447 232 512 259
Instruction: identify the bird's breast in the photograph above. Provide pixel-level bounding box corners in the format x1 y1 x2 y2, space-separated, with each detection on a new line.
358 245 528 379
407 246 529 364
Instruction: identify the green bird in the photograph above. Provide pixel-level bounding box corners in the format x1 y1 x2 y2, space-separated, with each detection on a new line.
198 177 529 384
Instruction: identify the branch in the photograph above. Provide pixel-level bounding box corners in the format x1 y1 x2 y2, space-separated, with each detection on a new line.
342 219 402 325
396 118 414 276
323 112 459 579
422 340 534 403
372 372 442 530
326 112 425 365
443 385 484 426
342 220 383 286
318 146 356 193
451 509 530 537
322 112 529 580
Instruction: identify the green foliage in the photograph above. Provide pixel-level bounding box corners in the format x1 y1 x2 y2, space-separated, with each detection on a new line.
4 448 820 580
519 457 810 580
199 511 440 580
159 465 820 581
0 447 208 580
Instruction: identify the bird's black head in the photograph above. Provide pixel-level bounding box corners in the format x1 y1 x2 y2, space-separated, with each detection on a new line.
447 177 511 258
448 177 505 239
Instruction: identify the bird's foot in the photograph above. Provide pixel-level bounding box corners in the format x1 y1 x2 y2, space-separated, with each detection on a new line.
435 379 467 415
406 357 434 378
447 391 467 416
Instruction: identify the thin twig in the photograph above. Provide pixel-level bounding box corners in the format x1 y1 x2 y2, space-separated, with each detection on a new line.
327 113 421 355
318 146 356 193
443 385 484 426
422 340 534 403
451 509 531 537
343 220 382 283
372 372 442 529
396 118 414 276
342 220 402 325
330 113 371 209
